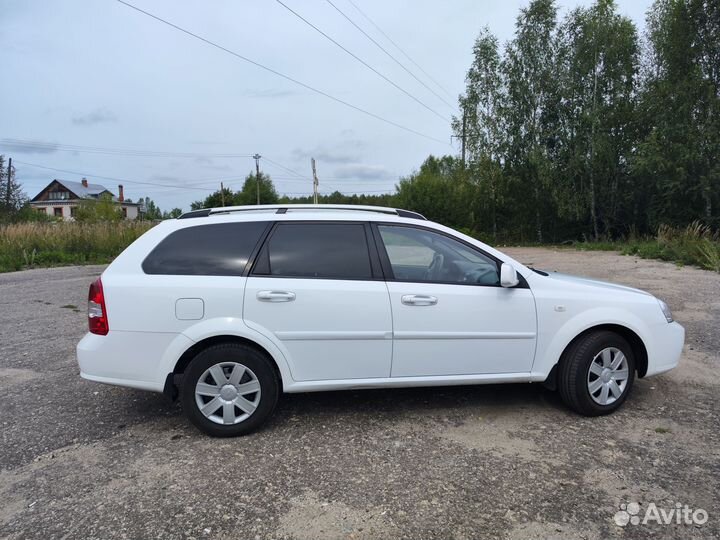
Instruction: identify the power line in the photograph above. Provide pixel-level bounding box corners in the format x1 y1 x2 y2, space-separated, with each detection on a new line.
175 175 396 189
13 160 216 192
14 160 395 199
345 0 455 101
274 0 449 123
8 138 394 186
3 137 325 182
324 0 455 111
0 138 253 159
273 175 395 183
114 0 448 145
262 157 310 179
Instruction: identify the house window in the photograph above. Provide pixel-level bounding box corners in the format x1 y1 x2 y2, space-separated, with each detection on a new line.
49 191 70 200
70 207 77 218
54 207 63 217
122 207 128 218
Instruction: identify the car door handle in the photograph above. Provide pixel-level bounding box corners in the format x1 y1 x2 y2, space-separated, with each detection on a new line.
257 291 296 302
401 294 438 306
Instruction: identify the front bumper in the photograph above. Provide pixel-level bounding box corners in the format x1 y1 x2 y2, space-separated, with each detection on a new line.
644 321 685 377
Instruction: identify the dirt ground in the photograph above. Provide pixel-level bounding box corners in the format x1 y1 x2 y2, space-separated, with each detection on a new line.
1 247 718 539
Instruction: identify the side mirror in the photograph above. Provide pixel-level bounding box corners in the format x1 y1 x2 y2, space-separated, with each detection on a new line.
500 263 520 288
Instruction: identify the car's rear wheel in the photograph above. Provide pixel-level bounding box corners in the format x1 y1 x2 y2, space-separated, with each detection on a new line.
181 343 279 436
558 330 635 416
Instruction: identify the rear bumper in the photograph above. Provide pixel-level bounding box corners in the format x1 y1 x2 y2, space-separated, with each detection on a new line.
79 371 163 392
77 331 190 393
644 321 684 377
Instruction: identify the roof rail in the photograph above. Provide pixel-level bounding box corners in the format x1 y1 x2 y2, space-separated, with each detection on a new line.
178 204 426 220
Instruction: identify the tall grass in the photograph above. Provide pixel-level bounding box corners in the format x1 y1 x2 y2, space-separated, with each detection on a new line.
575 221 720 272
0 222 155 272
2 220 718 274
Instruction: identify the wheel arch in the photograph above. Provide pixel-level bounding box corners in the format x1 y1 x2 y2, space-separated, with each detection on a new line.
543 323 648 392
161 327 293 401
174 335 284 390
559 323 648 378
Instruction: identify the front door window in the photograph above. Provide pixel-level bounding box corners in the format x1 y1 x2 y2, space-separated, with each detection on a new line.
377 225 500 286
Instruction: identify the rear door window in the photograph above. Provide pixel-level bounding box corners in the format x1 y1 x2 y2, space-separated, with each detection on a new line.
142 221 268 276
252 222 373 279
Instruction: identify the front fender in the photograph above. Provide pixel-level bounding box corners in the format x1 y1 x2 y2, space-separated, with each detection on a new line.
532 307 653 376
154 317 295 387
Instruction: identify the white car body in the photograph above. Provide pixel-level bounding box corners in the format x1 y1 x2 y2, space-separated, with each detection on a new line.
77 205 684 401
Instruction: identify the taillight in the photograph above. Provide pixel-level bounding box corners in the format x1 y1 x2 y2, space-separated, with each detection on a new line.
88 278 109 335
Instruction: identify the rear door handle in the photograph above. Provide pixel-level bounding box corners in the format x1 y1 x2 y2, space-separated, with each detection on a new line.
401 294 438 306
257 291 296 302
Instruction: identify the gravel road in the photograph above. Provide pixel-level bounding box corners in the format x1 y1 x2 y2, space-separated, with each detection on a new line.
1 248 718 539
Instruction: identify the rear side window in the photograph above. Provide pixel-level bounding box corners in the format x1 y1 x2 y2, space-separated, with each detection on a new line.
253 222 372 279
142 222 268 276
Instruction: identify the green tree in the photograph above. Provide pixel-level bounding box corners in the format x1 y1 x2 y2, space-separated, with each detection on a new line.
502 0 562 242
455 28 505 238
142 197 163 220
74 193 122 222
190 187 236 210
395 156 471 230
190 172 279 209
163 208 183 219
633 0 720 228
0 155 27 220
278 192 398 207
556 0 640 238
236 172 279 205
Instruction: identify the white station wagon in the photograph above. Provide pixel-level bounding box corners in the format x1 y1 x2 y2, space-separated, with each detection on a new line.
77 205 684 436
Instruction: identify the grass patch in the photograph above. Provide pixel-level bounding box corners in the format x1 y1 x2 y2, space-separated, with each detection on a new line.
570 222 720 273
0 221 155 273
2 220 718 275
655 427 672 434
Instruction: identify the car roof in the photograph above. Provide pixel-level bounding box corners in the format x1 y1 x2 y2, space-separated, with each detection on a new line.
177 204 426 222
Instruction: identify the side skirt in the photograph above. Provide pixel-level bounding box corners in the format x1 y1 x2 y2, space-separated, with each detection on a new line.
282 372 549 393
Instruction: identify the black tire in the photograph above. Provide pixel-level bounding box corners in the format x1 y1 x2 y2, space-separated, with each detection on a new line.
181 343 279 437
558 330 635 416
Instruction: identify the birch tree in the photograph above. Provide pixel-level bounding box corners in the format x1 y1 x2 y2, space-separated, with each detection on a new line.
557 0 639 238
502 0 561 242
634 0 720 227
454 28 504 238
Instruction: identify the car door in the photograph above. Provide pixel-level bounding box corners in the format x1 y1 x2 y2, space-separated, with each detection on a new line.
243 221 392 382
374 224 537 377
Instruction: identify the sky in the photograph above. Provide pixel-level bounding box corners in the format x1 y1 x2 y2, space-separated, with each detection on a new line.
0 0 652 212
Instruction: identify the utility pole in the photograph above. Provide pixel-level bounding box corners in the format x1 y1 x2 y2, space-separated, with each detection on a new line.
450 109 467 169
311 158 319 205
461 113 467 169
253 154 262 205
220 181 225 207
5 157 12 208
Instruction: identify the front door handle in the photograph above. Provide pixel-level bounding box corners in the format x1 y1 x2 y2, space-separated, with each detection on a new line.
401 294 438 306
257 291 296 302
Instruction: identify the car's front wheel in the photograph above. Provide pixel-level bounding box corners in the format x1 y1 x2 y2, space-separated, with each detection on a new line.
558 330 636 416
181 343 279 436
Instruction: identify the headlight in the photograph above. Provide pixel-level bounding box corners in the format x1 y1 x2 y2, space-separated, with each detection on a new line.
657 299 673 323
